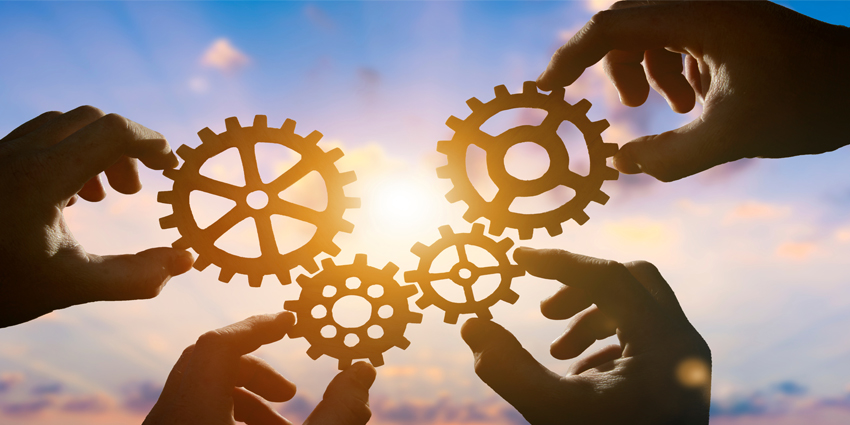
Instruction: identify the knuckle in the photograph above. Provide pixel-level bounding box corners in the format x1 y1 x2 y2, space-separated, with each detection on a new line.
347 403 372 424
625 260 660 275
587 10 615 34
100 113 131 133
195 330 227 350
74 105 105 119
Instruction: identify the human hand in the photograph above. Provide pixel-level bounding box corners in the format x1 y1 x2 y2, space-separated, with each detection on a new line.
538 0 850 181
0 106 194 328
461 248 711 425
144 312 376 425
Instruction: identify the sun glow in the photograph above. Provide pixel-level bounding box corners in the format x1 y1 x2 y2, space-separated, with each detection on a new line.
365 178 442 237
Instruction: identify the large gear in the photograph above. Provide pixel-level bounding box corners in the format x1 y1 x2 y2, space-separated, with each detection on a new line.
285 255 422 369
158 115 359 287
404 223 525 324
437 81 619 240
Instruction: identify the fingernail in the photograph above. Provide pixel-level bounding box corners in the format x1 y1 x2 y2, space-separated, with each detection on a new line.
353 362 376 388
170 250 194 275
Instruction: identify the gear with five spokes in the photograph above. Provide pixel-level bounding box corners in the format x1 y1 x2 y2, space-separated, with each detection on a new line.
158 115 359 287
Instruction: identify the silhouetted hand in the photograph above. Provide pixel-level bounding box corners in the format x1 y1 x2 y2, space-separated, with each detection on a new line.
461 247 711 425
144 312 376 425
538 0 850 182
0 106 193 328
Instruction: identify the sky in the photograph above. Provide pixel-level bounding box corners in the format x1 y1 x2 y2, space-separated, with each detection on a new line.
2 0 850 424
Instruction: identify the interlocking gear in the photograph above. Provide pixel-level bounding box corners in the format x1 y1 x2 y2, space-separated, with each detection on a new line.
158 115 359 287
285 255 422 369
404 223 525 324
436 81 619 240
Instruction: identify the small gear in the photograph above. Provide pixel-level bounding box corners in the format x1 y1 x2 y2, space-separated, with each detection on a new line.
158 115 359 287
437 81 619 240
404 223 525 324
284 254 422 369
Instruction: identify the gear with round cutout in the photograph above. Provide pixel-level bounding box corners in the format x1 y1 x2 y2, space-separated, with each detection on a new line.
284 254 422 369
436 81 619 240
158 115 360 287
404 223 525 324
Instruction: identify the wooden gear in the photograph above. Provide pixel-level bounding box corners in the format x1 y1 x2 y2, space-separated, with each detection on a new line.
404 223 525 324
284 255 422 369
436 81 619 240
158 115 359 287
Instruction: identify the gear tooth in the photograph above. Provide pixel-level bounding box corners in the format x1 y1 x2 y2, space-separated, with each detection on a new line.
573 210 590 225
494 84 510 98
321 258 336 269
518 226 534 240
306 346 324 360
157 191 175 204
445 115 464 131
162 168 180 181
400 284 419 297
590 119 610 134
159 214 178 229
443 311 460 325
197 127 219 145
369 355 385 367
471 222 485 235
410 242 428 257
176 145 195 161
466 96 484 111
305 130 323 145
224 117 241 131
477 309 493 321
436 165 452 179
444 187 463 203
324 242 341 256
497 237 514 251
382 262 399 276
172 237 191 249
550 86 566 99
219 269 236 283
286 327 303 339
503 289 520 304
327 147 344 162
276 272 292 285
438 225 455 238
302 258 319 274
522 81 538 94
592 190 610 205
415 295 433 309
354 253 368 266
344 197 361 208
253 115 268 128
283 300 298 311
395 337 411 350
436 140 452 155
248 275 262 287
602 167 620 181
573 99 592 114
403 270 417 283
339 219 355 233
192 255 211 271
462 208 482 222
339 171 357 186
281 118 296 133
546 224 564 237
408 311 423 324
600 142 619 157
296 274 312 287
338 358 352 370
488 222 506 237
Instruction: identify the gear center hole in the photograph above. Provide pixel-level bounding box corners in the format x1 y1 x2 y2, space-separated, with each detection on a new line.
458 268 472 280
332 295 372 328
504 142 550 181
246 190 269 210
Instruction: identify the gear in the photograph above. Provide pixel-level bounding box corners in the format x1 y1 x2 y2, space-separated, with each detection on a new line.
436 81 619 240
404 223 525 324
158 115 360 287
285 254 422 369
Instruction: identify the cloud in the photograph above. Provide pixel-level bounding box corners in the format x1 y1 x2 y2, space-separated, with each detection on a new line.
121 381 162 414
201 38 250 73
724 201 790 224
1 398 53 417
61 393 112 413
837 227 850 243
0 373 24 394
776 242 817 261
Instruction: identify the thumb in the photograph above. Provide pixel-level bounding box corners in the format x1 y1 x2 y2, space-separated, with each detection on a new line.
77 248 194 303
613 117 733 182
460 318 576 424
304 362 375 425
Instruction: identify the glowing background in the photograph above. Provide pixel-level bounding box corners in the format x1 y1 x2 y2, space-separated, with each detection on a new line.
1 1 850 424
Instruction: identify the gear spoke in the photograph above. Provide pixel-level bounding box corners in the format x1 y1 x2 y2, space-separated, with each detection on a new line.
428 271 454 282
194 175 244 200
462 284 476 303
255 213 278 256
560 169 584 189
268 159 312 192
238 144 263 186
477 266 504 276
271 198 322 225
455 244 468 263
202 207 245 241
468 127 497 149
490 190 514 209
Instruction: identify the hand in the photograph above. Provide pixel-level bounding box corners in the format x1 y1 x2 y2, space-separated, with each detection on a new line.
461 247 711 425
538 0 850 181
0 106 194 328
144 312 376 425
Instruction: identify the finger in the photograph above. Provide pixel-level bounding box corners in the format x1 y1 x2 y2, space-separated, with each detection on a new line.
44 114 177 198
550 306 617 360
77 175 107 202
233 387 293 425
237 354 297 403
460 318 577 424
513 247 665 339
104 156 143 194
65 195 79 207
540 285 593 320
25 105 105 147
567 344 622 376
623 261 690 324
644 48 695 113
144 345 195 422
304 361 375 425
1 111 62 142
537 3 698 90
684 54 705 101
602 49 650 107
72 248 194 304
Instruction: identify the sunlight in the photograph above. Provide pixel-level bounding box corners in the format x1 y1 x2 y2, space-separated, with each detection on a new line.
365 178 439 236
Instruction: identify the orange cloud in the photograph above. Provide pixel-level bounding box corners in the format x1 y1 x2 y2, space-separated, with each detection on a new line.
725 201 790 224
201 38 250 73
776 242 817 261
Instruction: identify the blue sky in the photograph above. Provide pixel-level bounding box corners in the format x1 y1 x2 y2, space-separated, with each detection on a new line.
2 1 850 424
